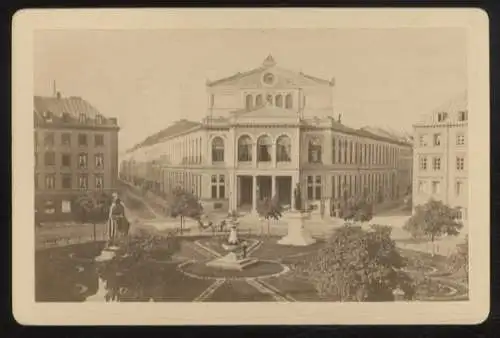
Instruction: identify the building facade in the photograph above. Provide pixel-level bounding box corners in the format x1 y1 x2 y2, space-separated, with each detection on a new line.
412 92 468 222
34 93 120 221
121 56 412 214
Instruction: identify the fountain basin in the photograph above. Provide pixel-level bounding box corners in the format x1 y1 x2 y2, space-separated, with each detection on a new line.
206 252 258 271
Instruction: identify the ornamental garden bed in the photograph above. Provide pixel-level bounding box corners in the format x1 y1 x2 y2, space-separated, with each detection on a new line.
180 260 286 279
207 280 275 302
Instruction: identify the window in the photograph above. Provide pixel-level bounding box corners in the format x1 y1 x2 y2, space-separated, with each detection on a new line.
44 132 55 146
245 94 253 110
455 180 463 196
95 134 104 146
275 94 283 107
45 174 55 189
96 114 103 125
62 175 72 189
431 181 441 194
276 135 291 162
308 137 322 163
432 134 440 146
437 112 448 122
285 94 293 109
257 135 272 162
418 180 427 193
44 200 55 214
307 175 322 200
61 200 71 213
79 113 86 124
62 154 71 167
211 174 225 199
78 134 88 146
211 137 225 162
238 135 253 162
61 133 71 146
95 175 104 189
78 153 88 169
78 175 88 190
456 156 465 171
62 112 70 122
255 94 263 107
432 157 441 170
95 153 104 169
456 133 465 146
43 111 53 122
44 152 55 166
458 110 468 122
419 156 427 170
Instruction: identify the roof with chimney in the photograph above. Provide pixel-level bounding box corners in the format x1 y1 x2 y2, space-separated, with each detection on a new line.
206 54 335 88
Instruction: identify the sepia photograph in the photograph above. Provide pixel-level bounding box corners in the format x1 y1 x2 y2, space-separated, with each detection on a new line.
12 9 489 325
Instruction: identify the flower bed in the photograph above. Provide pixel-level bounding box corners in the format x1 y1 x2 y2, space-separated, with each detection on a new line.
180 260 286 279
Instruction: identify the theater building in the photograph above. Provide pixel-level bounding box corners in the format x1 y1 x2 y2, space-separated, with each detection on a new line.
121 55 412 214
412 92 468 223
34 92 120 221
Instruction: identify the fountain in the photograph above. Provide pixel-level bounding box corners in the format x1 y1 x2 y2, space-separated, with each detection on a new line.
206 212 258 271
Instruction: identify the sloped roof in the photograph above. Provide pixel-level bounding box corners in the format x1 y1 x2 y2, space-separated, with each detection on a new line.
34 95 103 119
207 55 334 87
360 126 412 143
432 91 468 114
127 119 201 153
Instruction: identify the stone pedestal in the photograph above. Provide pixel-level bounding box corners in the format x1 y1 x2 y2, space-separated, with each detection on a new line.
278 211 316 246
206 252 258 271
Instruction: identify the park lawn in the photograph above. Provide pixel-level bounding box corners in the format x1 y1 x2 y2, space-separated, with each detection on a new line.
207 280 275 302
35 223 108 249
262 274 329 302
250 237 326 261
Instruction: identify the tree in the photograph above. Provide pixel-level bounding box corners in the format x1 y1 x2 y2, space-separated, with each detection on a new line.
168 187 203 235
341 196 374 224
74 192 110 241
304 224 415 301
403 199 463 255
450 235 468 281
256 195 283 235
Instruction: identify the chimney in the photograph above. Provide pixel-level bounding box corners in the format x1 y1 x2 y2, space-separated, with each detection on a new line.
338 113 342 123
56 91 61 99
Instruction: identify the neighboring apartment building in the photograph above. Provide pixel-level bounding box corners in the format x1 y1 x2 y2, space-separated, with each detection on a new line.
412 92 468 222
34 93 120 221
121 55 413 214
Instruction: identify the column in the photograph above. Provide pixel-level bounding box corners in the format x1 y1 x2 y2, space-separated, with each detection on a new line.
228 173 236 211
237 176 241 207
252 175 258 212
253 140 258 167
272 143 277 168
291 175 296 210
272 175 276 198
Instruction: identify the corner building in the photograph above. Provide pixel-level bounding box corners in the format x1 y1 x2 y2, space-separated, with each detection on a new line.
412 92 468 223
122 56 412 214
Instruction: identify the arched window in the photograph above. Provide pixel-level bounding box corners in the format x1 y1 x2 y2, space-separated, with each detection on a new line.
255 94 263 107
285 94 293 109
308 137 322 163
245 94 253 110
238 135 253 162
276 135 291 162
212 137 224 163
257 135 272 162
275 94 283 107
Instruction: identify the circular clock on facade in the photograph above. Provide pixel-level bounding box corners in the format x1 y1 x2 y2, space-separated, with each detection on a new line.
262 72 275 85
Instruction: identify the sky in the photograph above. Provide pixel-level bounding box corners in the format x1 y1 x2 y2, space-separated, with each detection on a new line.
34 28 467 152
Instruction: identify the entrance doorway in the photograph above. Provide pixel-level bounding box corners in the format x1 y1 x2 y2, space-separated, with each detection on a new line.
238 176 253 208
276 176 292 206
257 176 272 200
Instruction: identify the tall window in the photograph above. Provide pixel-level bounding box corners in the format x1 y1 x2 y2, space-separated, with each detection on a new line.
95 134 104 146
332 138 337 164
238 135 253 162
62 175 72 189
285 94 293 109
431 181 441 194
456 133 465 146
61 154 71 167
44 152 55 166
419 156 427 170
437 112 448 122
455 180 463 196
432 157 441 170
211 174 225 199
307 175 322 200
245 94 253 110
308 137 322 163
78 153 88 169
79 113 86 124
458 110 468 122
456 156 465 171
276 135 291 162
78 134 88 146
255 94 263 107
95 175 104 189
96 114 103 125
257 135 272 162
211 137 225 162
95 153 104 169
78 175 88 190
275 94 283 107
418 180 427 193
45 174 55 189
61 133 71 146
433 134 441 146
44 132 55 146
